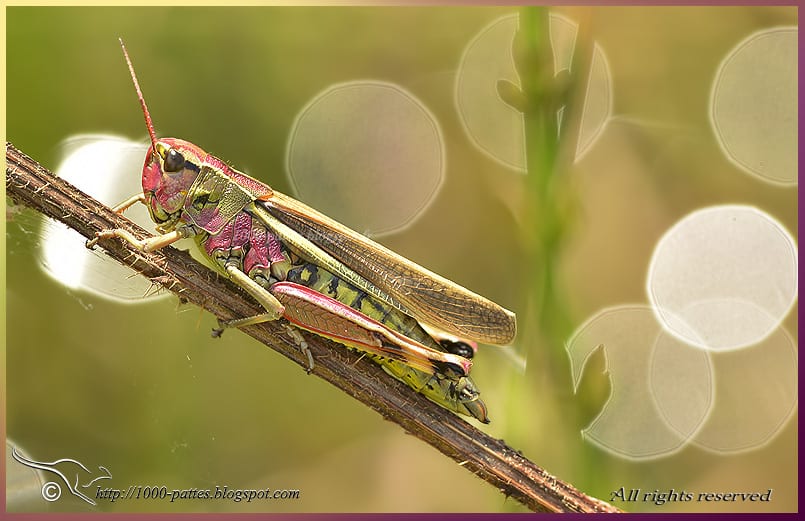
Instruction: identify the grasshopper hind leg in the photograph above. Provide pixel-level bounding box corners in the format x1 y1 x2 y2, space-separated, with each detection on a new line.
213 315 315 374
439 340 475 360
282 324 314 373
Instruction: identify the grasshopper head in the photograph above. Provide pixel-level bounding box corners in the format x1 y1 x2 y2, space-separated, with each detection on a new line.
142 138 206 228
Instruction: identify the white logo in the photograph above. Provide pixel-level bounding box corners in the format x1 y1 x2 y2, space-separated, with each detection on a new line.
11 447 112 506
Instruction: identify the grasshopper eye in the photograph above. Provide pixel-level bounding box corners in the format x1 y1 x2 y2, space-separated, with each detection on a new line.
164 148 185 173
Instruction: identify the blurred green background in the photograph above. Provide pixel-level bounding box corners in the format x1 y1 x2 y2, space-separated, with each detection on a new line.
6 6 798 513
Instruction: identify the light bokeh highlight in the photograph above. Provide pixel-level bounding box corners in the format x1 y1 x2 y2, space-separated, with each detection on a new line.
710 27 798 186
286 82 444 237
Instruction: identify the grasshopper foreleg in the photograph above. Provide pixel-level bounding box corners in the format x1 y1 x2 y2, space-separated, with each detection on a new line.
87 228 187 252
110 193 147 213
86 192 185 251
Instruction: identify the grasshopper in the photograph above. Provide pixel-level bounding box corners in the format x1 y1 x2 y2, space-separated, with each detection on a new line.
88 40 516 423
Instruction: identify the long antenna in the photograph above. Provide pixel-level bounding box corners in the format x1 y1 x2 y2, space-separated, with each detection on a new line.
119 38 158 148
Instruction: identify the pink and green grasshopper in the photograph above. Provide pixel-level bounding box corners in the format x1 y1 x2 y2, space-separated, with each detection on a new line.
88 40 516 423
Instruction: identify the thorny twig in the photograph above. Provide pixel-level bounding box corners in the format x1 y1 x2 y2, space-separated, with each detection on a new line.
5 141 620 513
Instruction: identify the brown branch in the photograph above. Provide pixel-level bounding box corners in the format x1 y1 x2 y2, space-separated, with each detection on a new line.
5 141 620 513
